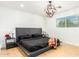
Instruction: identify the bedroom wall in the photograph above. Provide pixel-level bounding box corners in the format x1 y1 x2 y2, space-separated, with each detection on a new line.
0 7 45 48
44 7 79 46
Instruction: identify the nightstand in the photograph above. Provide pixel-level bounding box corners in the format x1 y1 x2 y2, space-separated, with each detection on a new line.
5 38 17 49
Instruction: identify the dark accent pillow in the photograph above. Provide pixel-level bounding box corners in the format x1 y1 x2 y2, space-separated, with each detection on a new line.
18 35 32 39
32 34 42 38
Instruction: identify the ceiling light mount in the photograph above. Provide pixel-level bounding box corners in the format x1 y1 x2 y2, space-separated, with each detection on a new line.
49 1 52 3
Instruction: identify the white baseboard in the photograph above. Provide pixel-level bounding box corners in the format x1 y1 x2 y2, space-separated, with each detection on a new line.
62 41 79 47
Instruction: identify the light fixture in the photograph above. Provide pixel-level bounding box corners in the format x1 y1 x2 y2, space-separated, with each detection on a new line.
44 1 61 17
20 4 24 8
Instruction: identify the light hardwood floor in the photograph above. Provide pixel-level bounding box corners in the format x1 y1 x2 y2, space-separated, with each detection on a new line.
0 43 79 57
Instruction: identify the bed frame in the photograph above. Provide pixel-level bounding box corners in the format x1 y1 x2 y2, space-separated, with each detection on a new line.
16 28 51 57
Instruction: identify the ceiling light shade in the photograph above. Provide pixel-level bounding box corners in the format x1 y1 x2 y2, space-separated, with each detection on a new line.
44 1 61 17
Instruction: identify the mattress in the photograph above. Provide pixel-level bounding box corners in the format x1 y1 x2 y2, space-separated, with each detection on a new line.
20 38 49 52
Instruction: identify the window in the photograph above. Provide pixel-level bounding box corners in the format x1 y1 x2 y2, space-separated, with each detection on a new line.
56 16 79 27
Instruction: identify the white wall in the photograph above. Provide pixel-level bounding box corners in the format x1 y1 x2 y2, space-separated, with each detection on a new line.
0 7 45 48
44 7 79 46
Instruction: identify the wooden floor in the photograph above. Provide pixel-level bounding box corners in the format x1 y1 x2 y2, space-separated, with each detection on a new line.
0 43 79 57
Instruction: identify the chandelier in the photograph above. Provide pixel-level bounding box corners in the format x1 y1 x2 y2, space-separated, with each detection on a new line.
45 1 61 17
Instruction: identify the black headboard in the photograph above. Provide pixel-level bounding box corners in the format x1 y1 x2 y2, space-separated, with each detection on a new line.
16 28 42 42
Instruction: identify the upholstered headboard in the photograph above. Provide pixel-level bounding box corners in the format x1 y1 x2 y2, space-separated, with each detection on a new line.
16 28 42 42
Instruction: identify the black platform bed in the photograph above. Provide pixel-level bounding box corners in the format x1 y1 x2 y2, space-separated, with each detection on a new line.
16 28 52 57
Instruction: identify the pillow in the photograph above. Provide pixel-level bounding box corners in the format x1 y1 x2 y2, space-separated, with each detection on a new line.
32 34 42 38
18 34 32 39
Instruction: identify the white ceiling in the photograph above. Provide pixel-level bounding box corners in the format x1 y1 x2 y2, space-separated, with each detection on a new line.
0 1 79 16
